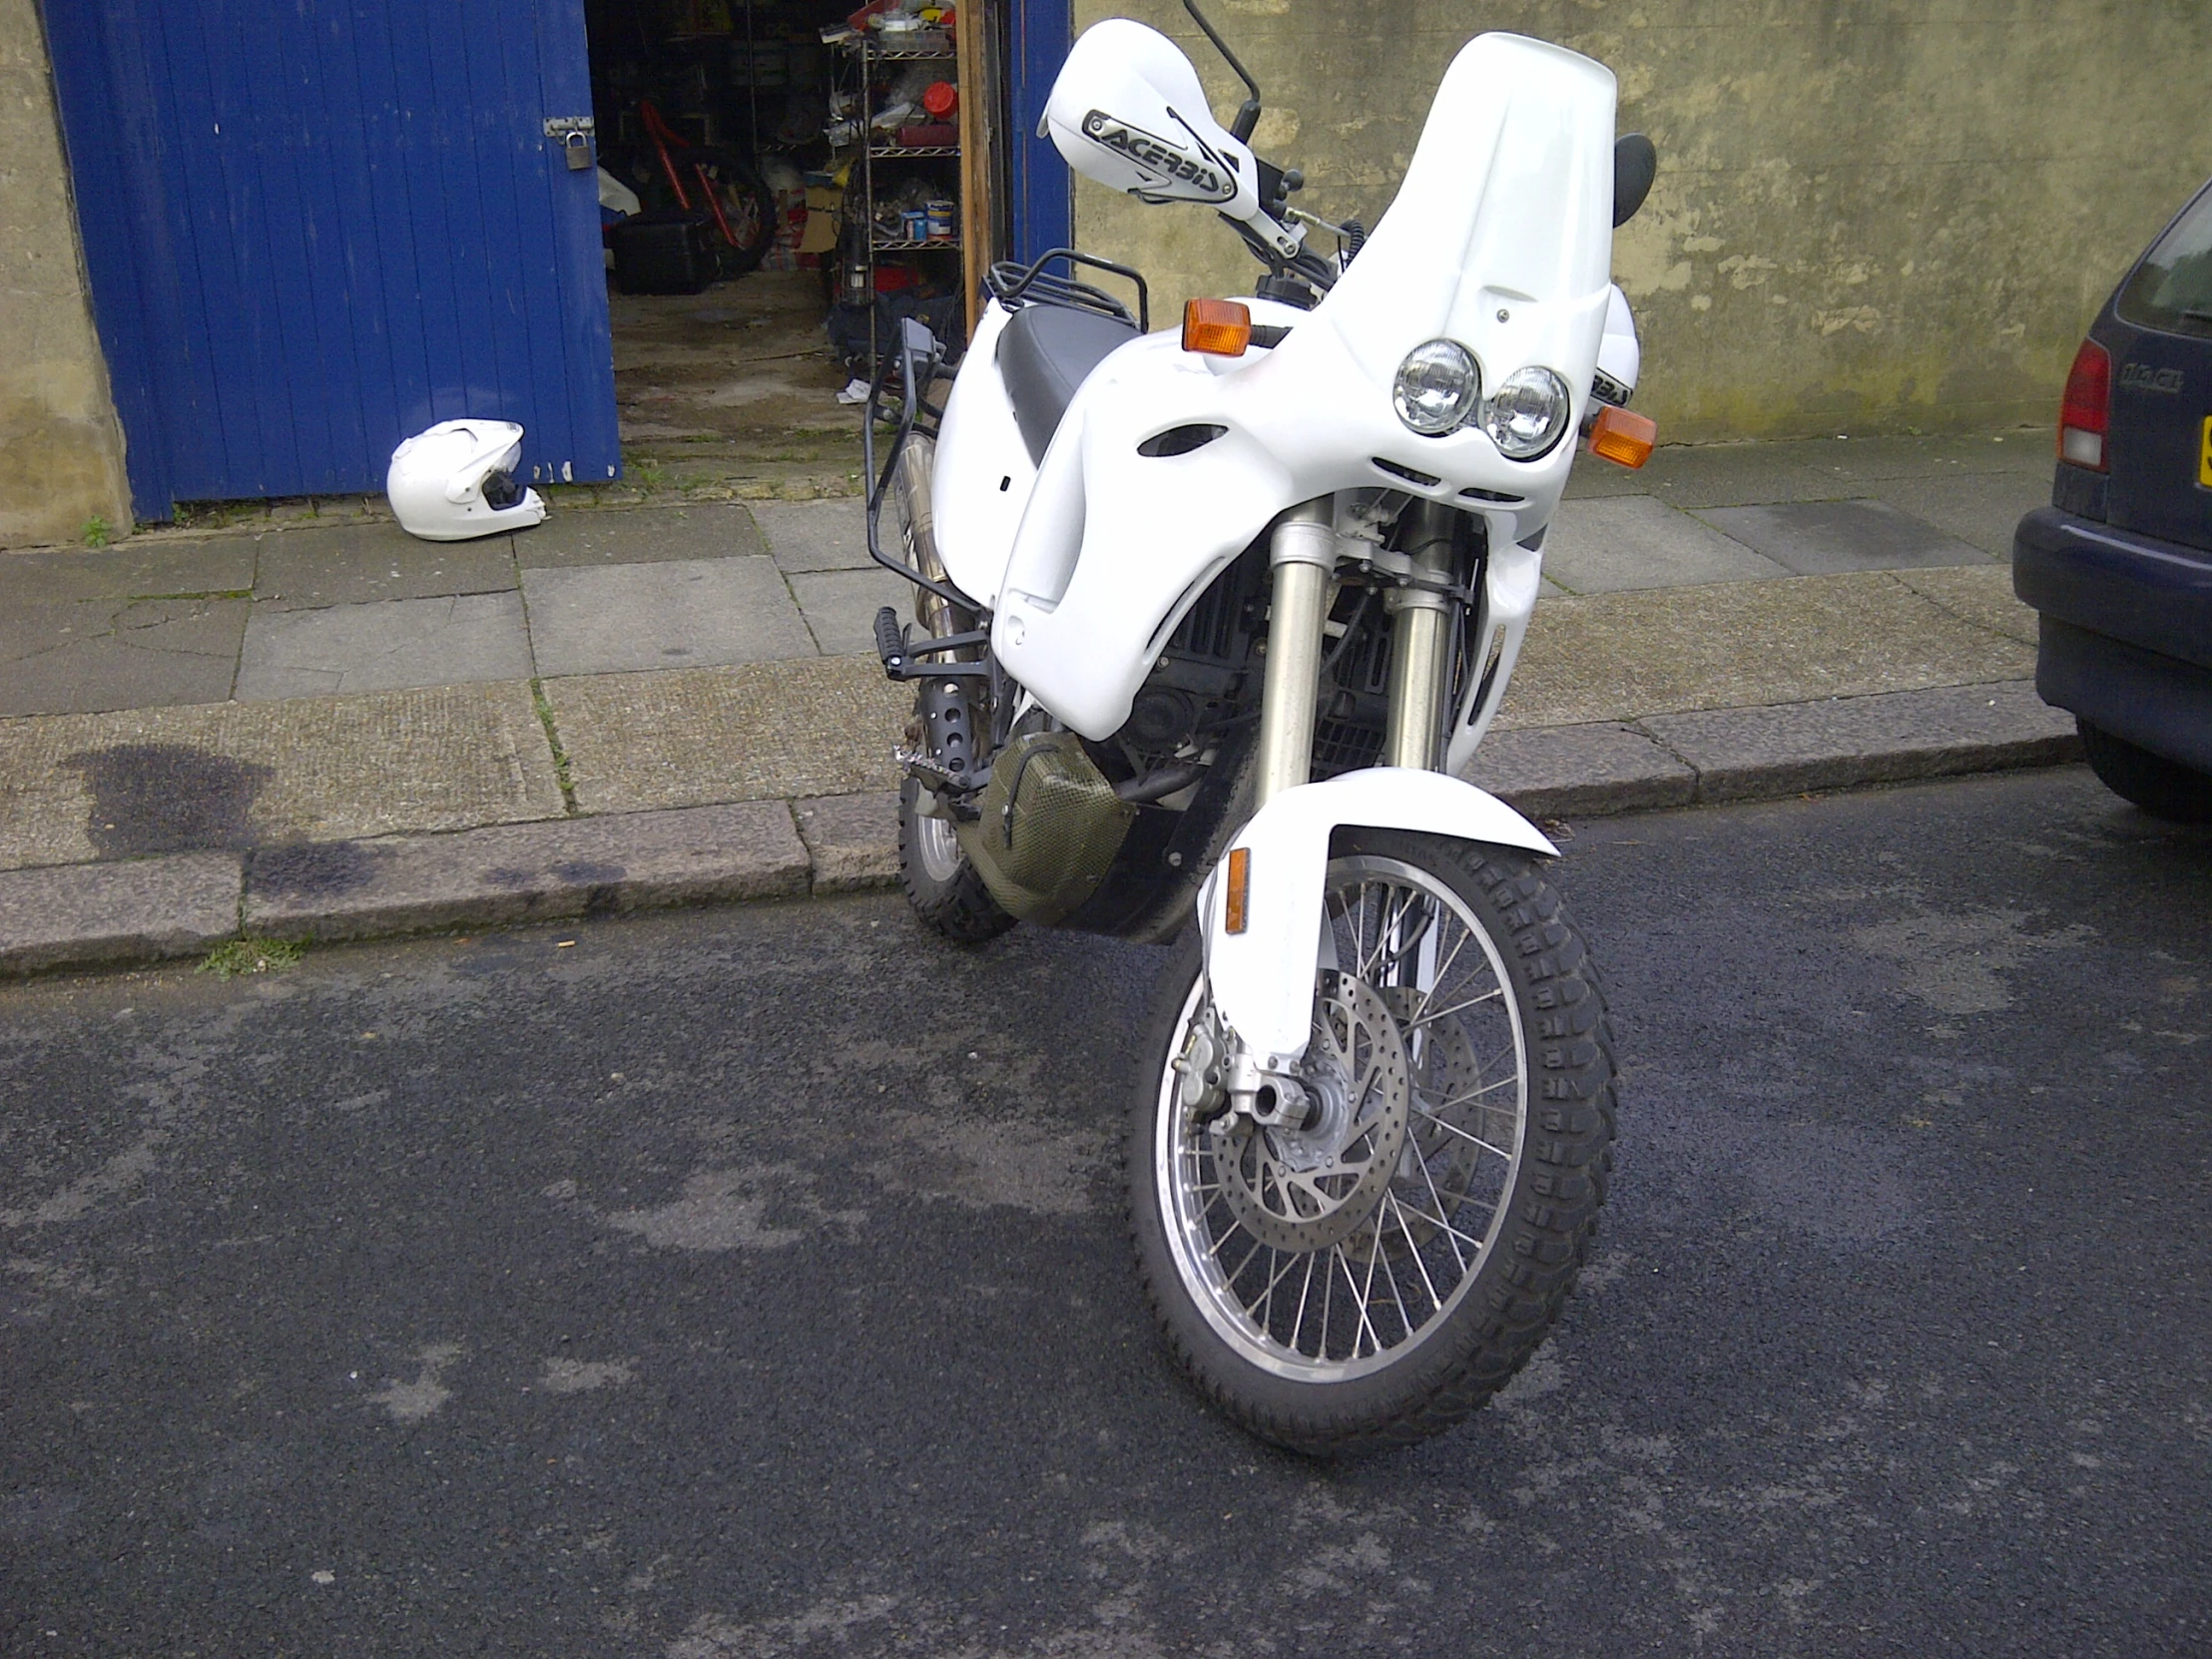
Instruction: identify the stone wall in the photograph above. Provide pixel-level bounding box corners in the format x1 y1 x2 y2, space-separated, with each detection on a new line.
1070 0 2212 442
0 0 129 549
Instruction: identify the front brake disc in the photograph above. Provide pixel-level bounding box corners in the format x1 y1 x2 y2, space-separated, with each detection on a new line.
1346 983 1490 1257
1216 971 1409 1253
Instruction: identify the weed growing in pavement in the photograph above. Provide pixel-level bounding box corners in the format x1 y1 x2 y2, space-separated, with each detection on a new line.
172 499 265 531
82 516 111 548
201 937 303 978
530 679 578 813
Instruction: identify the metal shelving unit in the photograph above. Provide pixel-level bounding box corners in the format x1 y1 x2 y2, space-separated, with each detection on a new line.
838 32 963 364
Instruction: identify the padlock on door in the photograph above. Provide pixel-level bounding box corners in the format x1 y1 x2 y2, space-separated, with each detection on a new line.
544 117 596 172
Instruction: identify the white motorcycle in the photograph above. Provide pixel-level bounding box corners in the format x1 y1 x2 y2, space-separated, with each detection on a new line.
862 3 1659 1453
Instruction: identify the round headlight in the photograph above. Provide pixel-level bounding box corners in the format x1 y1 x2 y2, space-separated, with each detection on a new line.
1392 340 1481 435
1483 366 1574 460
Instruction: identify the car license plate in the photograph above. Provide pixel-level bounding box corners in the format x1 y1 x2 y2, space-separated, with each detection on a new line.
2201 415 2212 487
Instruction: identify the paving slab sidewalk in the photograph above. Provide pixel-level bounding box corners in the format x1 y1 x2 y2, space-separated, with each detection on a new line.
0 433 2077 972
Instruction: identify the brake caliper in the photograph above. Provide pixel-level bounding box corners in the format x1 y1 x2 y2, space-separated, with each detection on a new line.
1172 1003 1230 1123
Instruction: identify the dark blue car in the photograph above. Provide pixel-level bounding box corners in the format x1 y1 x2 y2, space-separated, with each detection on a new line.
2014 181 2212 822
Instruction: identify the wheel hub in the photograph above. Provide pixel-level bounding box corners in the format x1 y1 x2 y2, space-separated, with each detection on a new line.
1214 971 1410 1252
1271 1062 1351 1173
913 810 964 883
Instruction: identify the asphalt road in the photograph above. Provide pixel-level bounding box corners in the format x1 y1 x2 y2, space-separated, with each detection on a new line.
3 768 2208 1657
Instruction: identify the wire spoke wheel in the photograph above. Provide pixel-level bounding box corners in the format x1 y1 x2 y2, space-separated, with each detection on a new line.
1214 970 1411 1256
1129 830 1616 1455
1165 853 1525 1376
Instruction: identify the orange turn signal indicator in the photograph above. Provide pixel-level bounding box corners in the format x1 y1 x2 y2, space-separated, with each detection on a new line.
1588 404 1657 469
1183 297 1253 357
1224 846 1251 934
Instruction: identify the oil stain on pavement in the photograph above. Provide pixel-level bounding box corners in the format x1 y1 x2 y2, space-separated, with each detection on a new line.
64 742 273 857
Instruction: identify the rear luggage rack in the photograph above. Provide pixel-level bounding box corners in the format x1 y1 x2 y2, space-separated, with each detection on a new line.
986 247 1150 332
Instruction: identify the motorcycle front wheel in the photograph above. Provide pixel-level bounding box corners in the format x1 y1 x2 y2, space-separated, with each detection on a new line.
1128 830 1616 1455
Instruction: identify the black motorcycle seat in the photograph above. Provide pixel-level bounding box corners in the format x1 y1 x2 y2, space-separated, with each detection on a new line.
997 302 1141 464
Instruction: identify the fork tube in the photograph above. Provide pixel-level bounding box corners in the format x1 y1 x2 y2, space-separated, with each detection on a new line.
1253 498 1338 808
1382 499 1459 772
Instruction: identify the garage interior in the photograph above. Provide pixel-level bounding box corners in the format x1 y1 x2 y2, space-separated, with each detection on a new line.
582 0 997 492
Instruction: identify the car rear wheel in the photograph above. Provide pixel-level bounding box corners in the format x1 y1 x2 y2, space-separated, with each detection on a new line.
2078 719 2212 823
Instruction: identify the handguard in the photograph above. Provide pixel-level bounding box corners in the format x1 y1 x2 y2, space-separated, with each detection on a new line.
1196 768 1555 1066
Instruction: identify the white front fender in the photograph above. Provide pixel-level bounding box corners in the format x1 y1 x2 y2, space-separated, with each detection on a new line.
1196 768 1555 1065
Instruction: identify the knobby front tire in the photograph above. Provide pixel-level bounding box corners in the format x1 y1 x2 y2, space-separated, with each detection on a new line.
1128 830 1617 1456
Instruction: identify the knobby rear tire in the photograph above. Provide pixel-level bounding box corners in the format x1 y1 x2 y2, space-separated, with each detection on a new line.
897 776 1016 942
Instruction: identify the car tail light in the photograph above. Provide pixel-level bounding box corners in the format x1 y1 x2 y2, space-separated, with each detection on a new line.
2058 337 2110 471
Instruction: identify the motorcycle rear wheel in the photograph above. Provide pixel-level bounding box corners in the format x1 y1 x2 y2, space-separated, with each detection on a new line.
1128 830 1615 1455
897 777 1016 942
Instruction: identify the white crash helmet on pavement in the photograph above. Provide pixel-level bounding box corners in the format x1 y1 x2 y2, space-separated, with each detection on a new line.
386 418 548 541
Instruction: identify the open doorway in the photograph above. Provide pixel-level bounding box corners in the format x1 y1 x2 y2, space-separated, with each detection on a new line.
581 0 996 492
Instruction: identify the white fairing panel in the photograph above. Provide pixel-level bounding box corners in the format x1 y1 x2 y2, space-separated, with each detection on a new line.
930 301 1037 608
993 33 1619 741
1442 536 1542 776
1322 36 1615 399
1597 283 1640 398
994 327 1293 734
1197 769 1556 1064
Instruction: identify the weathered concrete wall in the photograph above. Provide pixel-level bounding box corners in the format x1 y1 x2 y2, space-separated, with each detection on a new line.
1072 1 2212 442
0 0 130 548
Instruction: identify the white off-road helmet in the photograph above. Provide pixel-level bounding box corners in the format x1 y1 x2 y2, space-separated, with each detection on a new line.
386 418 548 541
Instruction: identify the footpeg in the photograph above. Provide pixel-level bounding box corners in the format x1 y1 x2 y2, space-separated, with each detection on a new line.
873 606 908 678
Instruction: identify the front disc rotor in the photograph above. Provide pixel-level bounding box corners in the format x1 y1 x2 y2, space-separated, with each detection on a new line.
1216 971 1410 1252
1347 983 1492 1257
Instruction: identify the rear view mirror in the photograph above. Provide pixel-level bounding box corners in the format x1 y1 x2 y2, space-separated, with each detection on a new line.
1613 134 1657 227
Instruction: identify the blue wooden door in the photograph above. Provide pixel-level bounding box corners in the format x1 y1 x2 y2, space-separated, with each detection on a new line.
42 0 619 522
1007 0 1072 264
